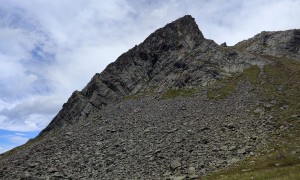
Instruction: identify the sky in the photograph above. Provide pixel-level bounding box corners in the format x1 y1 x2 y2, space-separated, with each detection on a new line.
0 0 300 153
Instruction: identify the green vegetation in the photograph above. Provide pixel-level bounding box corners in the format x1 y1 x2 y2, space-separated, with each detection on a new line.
123 86 158 100
207 77 239 99
242 65 260 85
123 92 141 100
202 164 300 180
202 56 300 179
161 88 198 99
207 65 260 99
233 41 252 52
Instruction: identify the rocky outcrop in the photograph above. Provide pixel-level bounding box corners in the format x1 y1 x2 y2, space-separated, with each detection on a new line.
235 29 300 61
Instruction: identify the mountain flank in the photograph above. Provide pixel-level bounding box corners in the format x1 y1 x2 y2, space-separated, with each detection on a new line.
0 15 300 179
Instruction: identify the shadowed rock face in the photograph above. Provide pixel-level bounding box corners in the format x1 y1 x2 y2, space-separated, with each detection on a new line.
1 15 299 179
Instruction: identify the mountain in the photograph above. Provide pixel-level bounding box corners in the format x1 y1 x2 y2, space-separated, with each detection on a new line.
0 15 299 179
38 15 260 137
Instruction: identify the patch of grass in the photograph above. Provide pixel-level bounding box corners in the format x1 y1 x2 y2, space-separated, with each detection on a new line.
207 65 260 99
202 142 300 180
202 164 300 180
261 56 300 121
123 86 158 100
242 65 260 85
161 88 198 99
233 40 253 52
207 78 239 99
123 93 141 100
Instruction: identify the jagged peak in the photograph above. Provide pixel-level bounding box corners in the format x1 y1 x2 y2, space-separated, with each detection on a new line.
99 15 206 80
142 15 205 49
166 15 203 34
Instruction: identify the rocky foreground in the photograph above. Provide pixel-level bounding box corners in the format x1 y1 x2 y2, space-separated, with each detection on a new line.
0 82 275 179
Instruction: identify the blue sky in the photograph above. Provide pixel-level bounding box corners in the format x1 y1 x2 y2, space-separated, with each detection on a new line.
0 130 39 152
0 0 300 153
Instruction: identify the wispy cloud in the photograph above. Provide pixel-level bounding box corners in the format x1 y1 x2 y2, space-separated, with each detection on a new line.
8 135 28 144
0 0 299 152
0 146 9 154
0 130 39 153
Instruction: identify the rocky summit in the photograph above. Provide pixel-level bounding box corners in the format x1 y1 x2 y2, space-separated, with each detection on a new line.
1 15 300 179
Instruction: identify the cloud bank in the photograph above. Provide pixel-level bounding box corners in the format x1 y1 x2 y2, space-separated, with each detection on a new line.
0 0 300 151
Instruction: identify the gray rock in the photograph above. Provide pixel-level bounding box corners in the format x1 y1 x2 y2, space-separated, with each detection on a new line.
235 29 300 62
188 166 196 176
238 148 246 154
24 171 31 177
170 159 182 170
228 145 236 151
227 158 239 165
48 167 58 173
170 175 187 180
96 142 103 146
220 42 227 47
291 114 299 119
28 162 39 168
53 172 64 178
254 108 264 115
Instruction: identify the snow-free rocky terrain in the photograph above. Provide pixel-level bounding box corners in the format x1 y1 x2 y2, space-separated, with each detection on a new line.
1 15 300 179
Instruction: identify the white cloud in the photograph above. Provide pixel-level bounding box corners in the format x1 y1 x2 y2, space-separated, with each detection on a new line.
15 133 26 136
8 135 29 144
0 146 10 154
0 132 33 153
189 0 300 45
0 95 62 131
0 145 17 154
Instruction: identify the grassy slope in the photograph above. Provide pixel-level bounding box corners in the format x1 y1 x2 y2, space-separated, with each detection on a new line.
203 56 300 179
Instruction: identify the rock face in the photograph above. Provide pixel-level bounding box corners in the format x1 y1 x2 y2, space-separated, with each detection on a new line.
235 29 300 61
0 15 299 179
